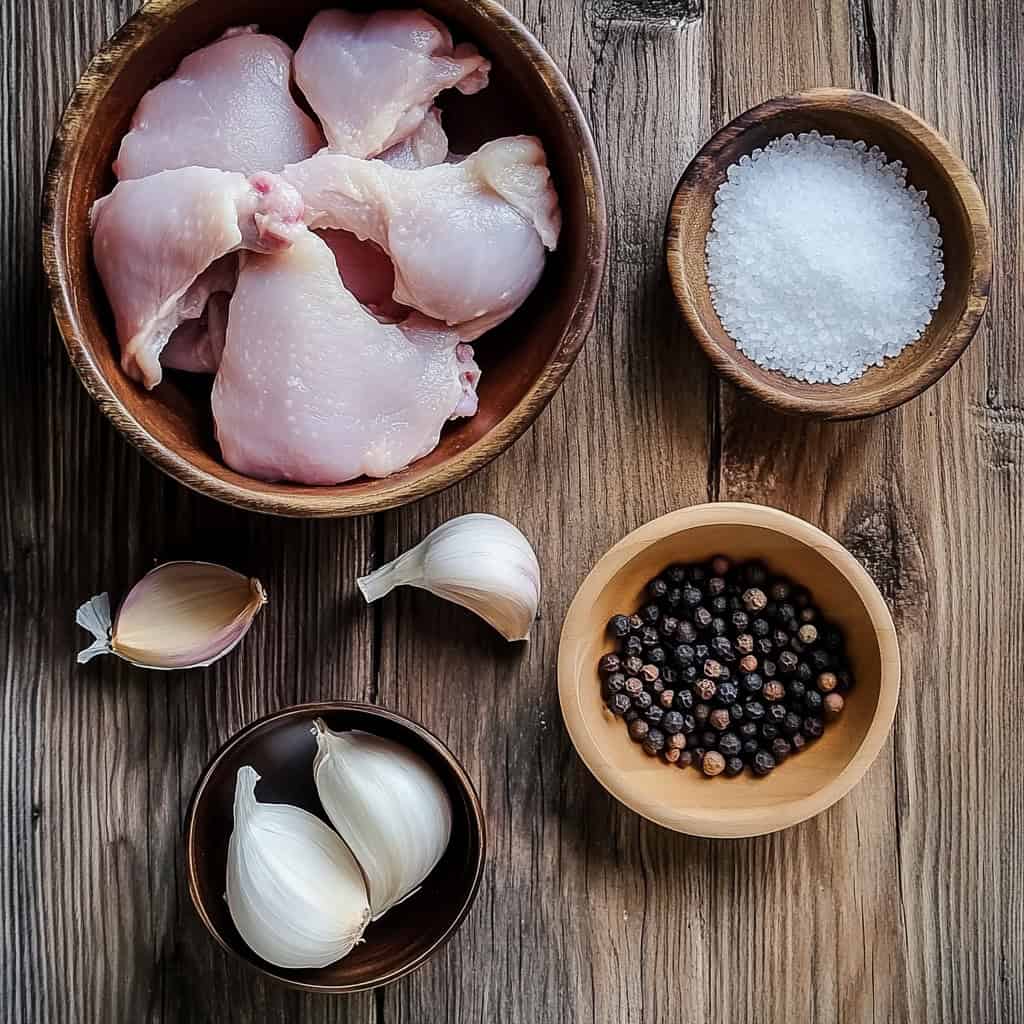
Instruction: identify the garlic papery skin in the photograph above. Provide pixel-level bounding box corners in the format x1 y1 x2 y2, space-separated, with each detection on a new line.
356 513 540 641
312 721 453 920
226 766 370 969
75 561 266 670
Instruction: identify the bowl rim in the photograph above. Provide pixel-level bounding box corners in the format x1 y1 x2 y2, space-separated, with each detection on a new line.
183 700 487 993
664 87 992 420
557 501 902 838
40 0 608 517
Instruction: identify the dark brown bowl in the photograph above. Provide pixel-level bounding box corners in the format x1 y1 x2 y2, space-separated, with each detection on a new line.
42 0 607 516
184 702 486 993
665 89 992 419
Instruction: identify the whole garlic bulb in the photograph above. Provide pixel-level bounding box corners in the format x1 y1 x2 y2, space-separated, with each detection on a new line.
356 513 540 641
312 722 453 919
226 766 370 969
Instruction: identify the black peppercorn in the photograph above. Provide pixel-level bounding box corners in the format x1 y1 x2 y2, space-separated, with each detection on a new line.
627 613 643 632
710 600 728 619
703 659 723 679
644 705 664 726
735 633 754 656
641 603 661 625
633 691 652 711
803 716 824 739
608 693 632 716
661 666 679 686
659 615 680 638
628 719 649 742
719 732 741 757
716 681 738 705
695 678 717 702
730 702 745 722
739 720 758 739
771 737 792 762
694 702 711 722
694 607 713 630
711 636 735 661
763 681 785 702
725 756 744 777
624 709 639 723
673 689 695 712
798 623 818 645
677 750 695 769
694 643 710 661
789 637 805 655
741 738 759 761
648 578 668 601
642 729 666 756
662 747 681 765
623 655 643 676
804 690 823 712
823 693 845 719
700 730 718 749
681 660 699 682
817 672 838 693
774 601 795 624
796 661 813 682
702 750 726 777
640 663 660 684
640 626 660 647
752 617 770 637
659 689 675 709
624 635 644 657
676 620 698 644
738 654 758 675
679 713 697 734
760 722 779 741
624 677 643 697
762 659 777 678
667 731 687 750
598 653 621 676
603 672 626 697
745 700 766 721
791 732 806 752
778 651 799 674
810 649 831 672
709 708 731 731
742 672 763 695
673 643 696 666
752 750 776 776
609 614 631 638
772 629 789 650
651 679 665 696
662 710 685 734
683 585 702 607
708 576 727 597
665 587 683 609
648 646 667 666
767 703 787 725
743 587 768 612
783 711 802 735
692 748 706 765
731 610 750 633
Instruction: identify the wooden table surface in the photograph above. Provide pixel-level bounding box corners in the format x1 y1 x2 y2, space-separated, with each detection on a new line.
2 0 1021 1021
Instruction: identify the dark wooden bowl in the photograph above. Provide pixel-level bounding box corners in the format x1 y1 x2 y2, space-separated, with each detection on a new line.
42 0 607 516
665 89 991 420
185 702 485 993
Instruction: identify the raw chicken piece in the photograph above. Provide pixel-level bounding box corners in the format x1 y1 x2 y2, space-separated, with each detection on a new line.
283 136 561 337
91 167 304 389
294 9 488 157
161 291 232 374
212 229 479 485
377 107 448 170
317 230 408 321
115 26 324 179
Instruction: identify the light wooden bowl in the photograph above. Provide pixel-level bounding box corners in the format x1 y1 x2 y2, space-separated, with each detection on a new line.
665 88 991 420
558 503 900 838
42 0 607 517
185 702 485 993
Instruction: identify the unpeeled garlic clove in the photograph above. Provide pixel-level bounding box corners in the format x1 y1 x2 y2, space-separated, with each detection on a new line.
76 561 266 670
226 766 370 969
356 513 540 641
312 721 452 919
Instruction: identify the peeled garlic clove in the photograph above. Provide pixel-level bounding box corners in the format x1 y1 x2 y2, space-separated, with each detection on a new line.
75 561 266 670
356 513 540 641
312 721 452 919
226 765 370 969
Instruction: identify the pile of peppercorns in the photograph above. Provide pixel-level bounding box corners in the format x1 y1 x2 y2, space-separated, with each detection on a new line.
600 557 853 777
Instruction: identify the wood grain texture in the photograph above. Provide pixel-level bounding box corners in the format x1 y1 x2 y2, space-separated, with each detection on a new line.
2 0 1023 1022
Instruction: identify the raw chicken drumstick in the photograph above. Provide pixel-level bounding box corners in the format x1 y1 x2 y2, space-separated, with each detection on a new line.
212 229 480 485
294 8 489 158
283 136 561 338
115 26 323 180
91 167 304 389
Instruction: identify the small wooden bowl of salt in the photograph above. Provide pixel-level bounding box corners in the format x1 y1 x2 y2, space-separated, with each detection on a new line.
665 88 991 419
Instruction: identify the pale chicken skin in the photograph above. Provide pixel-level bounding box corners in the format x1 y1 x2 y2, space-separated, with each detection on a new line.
212 229 480 485
161 290 232 374
115 26 324 180
283 136 561 338
294 8 489 157
91 167 304 389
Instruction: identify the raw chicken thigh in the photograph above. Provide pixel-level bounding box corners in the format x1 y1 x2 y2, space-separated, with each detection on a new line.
115 26 323 180
212 229 479 484
161 290 232 374
377 107 448 170
318 230 408 321
283 136 561 337
294 8 489 157
91 167 304 388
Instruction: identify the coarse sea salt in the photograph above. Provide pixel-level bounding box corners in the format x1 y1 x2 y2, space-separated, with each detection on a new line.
705 131 944 385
